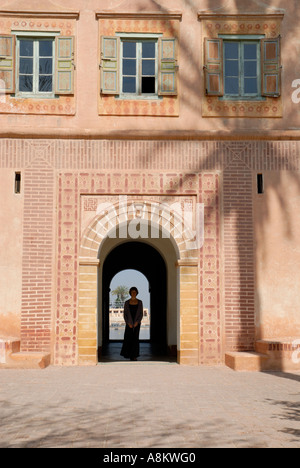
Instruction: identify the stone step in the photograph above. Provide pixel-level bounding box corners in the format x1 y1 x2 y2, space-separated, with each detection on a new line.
225 351 269 372
9 352 51 369
255 338 300 372
0 337 51 369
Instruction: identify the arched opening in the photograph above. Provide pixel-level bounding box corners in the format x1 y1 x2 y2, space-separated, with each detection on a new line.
109 270 150 341
100 241 171 362
78 198 201 366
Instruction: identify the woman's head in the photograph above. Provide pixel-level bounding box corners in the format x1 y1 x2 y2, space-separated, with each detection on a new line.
129 287 139 297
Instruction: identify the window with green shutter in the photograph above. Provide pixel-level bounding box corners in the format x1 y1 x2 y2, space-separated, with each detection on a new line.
158 38 178 96
100 34 178 99
204 35 281 100
100 36 120 95
55 36 75 95
0 32 75 98
0 35 15 94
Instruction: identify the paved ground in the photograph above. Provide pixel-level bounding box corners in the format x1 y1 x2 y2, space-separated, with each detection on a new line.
0 362 299 448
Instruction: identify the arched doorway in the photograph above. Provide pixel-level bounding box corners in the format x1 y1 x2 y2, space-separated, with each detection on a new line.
100 241 168 361
78 198 200 366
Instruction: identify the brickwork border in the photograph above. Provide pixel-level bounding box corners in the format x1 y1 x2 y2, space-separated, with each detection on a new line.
1 140 300 172
0 139 299 364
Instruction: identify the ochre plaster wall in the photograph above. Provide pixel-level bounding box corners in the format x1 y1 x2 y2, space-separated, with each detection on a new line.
0 0 299 138
255 171 300 339
0 1 299 366
0 169 23 338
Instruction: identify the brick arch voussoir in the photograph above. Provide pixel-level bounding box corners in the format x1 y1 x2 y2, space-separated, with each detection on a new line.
79 199 195 261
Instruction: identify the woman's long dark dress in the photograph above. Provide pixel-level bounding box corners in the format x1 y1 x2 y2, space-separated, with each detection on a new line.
120 304 141 359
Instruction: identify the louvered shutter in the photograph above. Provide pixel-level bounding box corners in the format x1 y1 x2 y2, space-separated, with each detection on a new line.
100 36 120 95
261 36 281 97
158 38 178 96
0 35 15 93
204 38 223 96
55 36 75 95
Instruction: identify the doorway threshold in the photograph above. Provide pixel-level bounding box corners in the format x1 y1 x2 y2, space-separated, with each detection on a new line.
99 342 177 364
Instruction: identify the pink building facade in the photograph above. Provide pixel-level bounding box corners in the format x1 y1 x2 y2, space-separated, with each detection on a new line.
0 0 300 370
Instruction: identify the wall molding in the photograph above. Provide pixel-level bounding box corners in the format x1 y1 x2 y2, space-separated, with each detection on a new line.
198 12 284 20
96 11 182 21
0 10 80 19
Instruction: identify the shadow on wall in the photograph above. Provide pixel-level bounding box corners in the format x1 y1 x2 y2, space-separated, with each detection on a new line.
137 0 300 353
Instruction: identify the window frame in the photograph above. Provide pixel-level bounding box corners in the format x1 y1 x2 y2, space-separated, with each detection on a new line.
116 32 162 100
13 31 59 99
220 34 265 101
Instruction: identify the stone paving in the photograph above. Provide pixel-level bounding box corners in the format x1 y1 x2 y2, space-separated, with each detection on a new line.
0 363 299 448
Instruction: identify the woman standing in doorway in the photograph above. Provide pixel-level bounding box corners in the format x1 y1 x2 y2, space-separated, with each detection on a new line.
120 287 143 361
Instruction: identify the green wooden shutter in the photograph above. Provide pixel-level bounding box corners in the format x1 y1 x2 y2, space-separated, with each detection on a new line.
158 38 178 96
261 36 281 97
55 36 75 95
100 36 120 95
0 35 15 93
204 38 223 96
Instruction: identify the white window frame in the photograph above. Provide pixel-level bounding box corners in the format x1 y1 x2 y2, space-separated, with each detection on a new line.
13 31 59 99
116 32 162 100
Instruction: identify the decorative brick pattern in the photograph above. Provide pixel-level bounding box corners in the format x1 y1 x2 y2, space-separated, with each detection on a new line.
56 173 79 365
223 157 255 351
3 137 297 172
21 144 55 353
79 194 199 261
77 193 205 365
199 174 222 364
0 139 299 364
56 173 220 365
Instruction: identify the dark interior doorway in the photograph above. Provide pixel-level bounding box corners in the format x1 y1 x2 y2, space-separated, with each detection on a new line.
100 241 170 362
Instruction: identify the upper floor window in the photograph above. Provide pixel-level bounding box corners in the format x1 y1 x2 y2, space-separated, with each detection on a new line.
204 35 281 100
121 40 157 96
223 40 260 99
100 35 178 98
17 37 54 97
0 33 75 97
